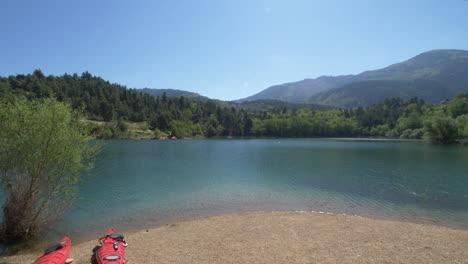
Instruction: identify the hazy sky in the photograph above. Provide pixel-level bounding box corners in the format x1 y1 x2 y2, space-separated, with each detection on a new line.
1 0 468 100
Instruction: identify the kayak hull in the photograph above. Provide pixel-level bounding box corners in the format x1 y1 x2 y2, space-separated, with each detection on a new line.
95 228 127 264
33 236 71 264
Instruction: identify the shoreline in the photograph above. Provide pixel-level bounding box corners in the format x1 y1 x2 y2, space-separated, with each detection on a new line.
2 211 467 264
91 131 468 146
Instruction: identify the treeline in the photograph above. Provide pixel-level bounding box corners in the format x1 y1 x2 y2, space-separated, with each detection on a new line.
1 70 176 122
1 70 467 142
0 70 255 137
250 95 468 142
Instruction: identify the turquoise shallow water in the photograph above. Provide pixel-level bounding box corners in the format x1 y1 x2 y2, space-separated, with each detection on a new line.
3 139 468 242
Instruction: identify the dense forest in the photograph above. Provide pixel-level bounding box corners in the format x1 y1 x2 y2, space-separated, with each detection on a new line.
1 70 467 143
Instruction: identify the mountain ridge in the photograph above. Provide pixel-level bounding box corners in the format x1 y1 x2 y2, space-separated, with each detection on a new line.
138 88 209 100
236 49 468 107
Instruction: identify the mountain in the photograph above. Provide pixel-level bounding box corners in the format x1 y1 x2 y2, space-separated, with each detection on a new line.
234 99 335 112
357 49 468 81
237 49 468 107
313 79 451 108
236 75 357 103
138 88 332 111
138 88 208 100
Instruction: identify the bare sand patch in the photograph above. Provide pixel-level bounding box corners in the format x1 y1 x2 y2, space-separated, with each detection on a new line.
1 211 467 264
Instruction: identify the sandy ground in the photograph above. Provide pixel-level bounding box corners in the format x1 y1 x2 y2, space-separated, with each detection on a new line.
1 211 467 264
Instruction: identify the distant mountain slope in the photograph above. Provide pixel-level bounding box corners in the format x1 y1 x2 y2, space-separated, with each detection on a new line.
138 88 208 100
236 75 357 103
313 79 452 108
238 49 468 107
358 49 468 82
234 99 335 112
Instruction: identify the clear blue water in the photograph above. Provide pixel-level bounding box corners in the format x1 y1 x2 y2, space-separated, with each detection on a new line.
3 139 468 242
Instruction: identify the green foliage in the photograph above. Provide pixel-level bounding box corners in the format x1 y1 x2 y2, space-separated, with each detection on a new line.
385 129 400 138
423 117 460 144
101 127 114 139
169 120 204 138
238 99 335 112
399 128 423 139
1 71 160 122
153 129 163 139
410 128 424 139
248 109 358 137
370 124 391 137
99 120 130 139
138 123 149 131
396 113 423 133
1 71 466 144
251 118 266 136
447 94 468 117
316 79 458 108
116 120 128 134
0 97 99 242
400 129 413 139
456 114 468 138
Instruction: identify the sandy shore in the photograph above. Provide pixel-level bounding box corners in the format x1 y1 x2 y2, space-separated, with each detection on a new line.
1 211 467 264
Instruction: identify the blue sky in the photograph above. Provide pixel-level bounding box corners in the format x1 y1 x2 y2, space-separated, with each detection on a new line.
1 0 468 100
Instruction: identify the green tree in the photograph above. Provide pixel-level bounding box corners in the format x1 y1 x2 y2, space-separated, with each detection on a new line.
116 119 129 135
169 120 194 138
153 129 163 139
447 95 468 118
400 129 413 139
456 114 468 138
409 128 424 139
396 113 422 133
157 112 172 130
0 97 99 242
423 116 459 144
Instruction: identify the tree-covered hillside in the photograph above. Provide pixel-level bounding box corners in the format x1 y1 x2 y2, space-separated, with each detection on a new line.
249 95 468 142
0 70 255 137
1 70 467 142
311 79 452 108
236 99 335 112
139 88 207 100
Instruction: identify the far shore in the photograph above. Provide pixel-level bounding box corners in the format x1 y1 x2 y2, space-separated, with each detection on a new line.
98 136 468 146
2 211 467 264
85 120 468 144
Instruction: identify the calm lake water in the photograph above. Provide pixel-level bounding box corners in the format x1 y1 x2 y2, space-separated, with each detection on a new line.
4 139 468 242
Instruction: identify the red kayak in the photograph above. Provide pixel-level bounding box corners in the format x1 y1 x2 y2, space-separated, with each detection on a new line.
95 228 128 264
33 236 73 264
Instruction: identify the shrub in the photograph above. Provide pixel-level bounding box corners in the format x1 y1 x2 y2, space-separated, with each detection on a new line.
0 97 99 243
409 128 424 139
400 129 413 139
385 129 399 138
138 123 149 131
423 116 459 144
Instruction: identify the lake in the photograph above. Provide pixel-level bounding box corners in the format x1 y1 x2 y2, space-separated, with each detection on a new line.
5 139 468 242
